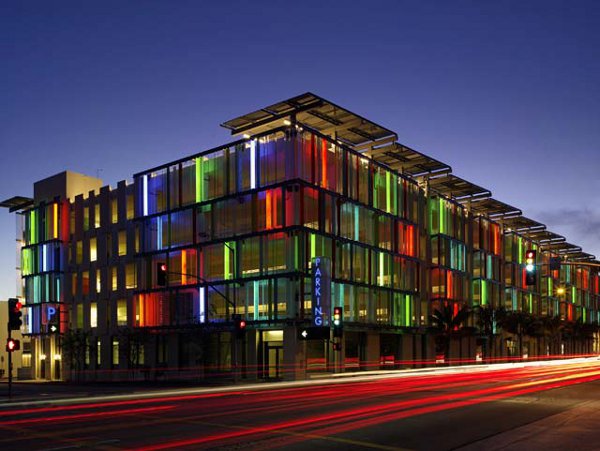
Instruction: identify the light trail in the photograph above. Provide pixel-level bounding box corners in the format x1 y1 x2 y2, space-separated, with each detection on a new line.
131 363 600 450
0 405 175 427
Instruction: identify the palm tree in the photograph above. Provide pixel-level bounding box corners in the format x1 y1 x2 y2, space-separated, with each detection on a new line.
541 315 564 356
429 303 471 363
499 311 534 360
474 305 505 362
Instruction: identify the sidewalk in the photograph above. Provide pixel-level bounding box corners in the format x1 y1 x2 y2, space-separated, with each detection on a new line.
459 399 600 451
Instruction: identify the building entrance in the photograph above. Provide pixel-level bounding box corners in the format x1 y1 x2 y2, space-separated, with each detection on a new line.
261 330 283 379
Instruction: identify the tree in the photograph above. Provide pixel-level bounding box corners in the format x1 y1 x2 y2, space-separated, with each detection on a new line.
60 329 91 381
117 326 150 378
499 311 534 359
570 318 598 355
541 315 564 356
474 305 505 362
429 303 471 363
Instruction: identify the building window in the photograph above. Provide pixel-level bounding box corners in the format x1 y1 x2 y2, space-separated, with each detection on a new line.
117 299 127 326
125 263 137 289
76 303 83 329
83 206 90 231
82 271 90 296
118 230 127 256
97 338 101 366
112 339 119 366
96 271 101 293
111 267 118 291
126 194 134 220
90 302 97 328
111 199 118 223
90 237 97 262
94 204 101 228
21 352 31 368
76 241 83 264
72 273 77 296
135 227 140 253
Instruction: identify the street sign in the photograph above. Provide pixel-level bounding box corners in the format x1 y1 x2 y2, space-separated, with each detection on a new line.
298 327 329 340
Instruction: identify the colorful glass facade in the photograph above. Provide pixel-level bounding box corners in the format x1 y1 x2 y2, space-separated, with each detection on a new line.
13 94 600 380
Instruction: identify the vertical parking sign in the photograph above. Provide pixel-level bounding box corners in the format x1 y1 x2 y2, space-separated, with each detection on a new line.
312 257 331 327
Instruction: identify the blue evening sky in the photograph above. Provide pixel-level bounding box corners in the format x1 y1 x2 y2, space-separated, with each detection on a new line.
1 0 599 300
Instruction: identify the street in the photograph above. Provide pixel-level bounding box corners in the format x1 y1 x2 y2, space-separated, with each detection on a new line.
2 359 600 450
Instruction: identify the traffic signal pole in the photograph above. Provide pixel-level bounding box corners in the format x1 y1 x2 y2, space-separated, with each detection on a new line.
7 325 12 399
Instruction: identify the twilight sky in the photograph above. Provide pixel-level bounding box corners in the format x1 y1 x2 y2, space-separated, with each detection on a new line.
1 0 599 300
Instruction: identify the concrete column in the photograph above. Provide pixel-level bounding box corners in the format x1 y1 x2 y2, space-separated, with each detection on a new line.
363 331 380 371
245 329 258 381
283 326 305 381
401 334 413 368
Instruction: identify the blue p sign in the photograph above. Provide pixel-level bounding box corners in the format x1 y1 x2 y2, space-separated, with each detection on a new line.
47 306 56 322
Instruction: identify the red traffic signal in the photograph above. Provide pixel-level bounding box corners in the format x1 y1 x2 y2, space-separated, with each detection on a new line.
232 314 247 338
6 338 20 352
8 298 23 330
156 262 167 286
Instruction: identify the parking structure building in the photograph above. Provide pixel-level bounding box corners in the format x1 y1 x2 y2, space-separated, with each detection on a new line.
5 93 600 381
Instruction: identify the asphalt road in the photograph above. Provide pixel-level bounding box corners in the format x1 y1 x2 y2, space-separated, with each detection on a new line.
2 359 600 450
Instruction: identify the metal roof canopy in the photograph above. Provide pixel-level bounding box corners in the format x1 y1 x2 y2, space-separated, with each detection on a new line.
220 92 398 149
544 242 581 253
0 196 34 212
565 252 597 262
462 197 522 219
526 230 565 244
363 142 451 177
500 215 546 233
427 173 491 200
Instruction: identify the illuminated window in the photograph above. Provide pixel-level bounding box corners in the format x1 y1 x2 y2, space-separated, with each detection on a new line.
125 263 137 289
21 353 31 368
76 241 83 264
95 271 101 293
83 206 90 231
117 299 127 326
134 227 140 253
118 230 127 256
82 271 90 295
76 303 83 329
71 273 77 296
90 302 97 328
126 194 134 220
94 204 101 228
112 339 119 366
111 199 118 223
111 267 118 291
90 237 97 262
97 338 101 366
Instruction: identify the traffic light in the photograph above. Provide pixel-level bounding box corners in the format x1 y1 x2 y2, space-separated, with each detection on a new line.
6 338 20 352
232 313 246 338
332 306 343 337
8 298 23 330
157 262 167 286
525 250 536 286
